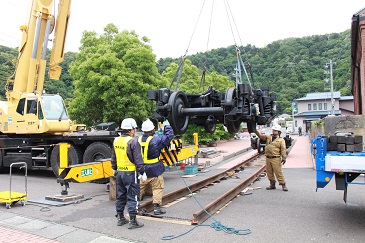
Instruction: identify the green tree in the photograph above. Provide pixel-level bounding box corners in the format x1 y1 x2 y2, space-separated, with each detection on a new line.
68 24 163 127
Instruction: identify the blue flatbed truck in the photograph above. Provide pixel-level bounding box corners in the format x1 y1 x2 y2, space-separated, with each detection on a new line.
312 134 365 203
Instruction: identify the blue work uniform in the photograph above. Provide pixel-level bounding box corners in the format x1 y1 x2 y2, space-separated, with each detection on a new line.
111 134 145 215
139 125 174 205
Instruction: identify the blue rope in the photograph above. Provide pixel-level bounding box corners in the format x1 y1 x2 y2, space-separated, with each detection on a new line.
161 164 251 240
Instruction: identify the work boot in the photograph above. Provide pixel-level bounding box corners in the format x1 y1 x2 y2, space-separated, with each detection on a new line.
115 212 128 226
281 183 288 191
266 181 276 190
128 214 144 229
153 203 166 215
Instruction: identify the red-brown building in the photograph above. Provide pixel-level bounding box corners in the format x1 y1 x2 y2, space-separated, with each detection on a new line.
351 7 365 115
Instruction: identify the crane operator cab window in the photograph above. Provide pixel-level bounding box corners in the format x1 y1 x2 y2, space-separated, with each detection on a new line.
26 98 37 115
42 95 69 120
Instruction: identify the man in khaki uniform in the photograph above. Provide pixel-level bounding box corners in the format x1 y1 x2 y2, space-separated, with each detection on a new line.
254 124 288 191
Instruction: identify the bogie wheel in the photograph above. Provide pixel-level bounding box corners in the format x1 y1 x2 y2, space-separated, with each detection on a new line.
246 121 257 134
204 116 216 133
225 116 241 134
168 91 189 134
51 144 83 177
83 142 112 163
224 88 241 133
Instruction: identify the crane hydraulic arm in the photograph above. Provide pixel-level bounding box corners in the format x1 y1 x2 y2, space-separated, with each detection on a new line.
0 0 72 135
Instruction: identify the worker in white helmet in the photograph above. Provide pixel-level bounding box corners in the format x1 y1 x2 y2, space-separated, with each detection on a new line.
254 124 288 191
139 118 174 215
111 118 145 229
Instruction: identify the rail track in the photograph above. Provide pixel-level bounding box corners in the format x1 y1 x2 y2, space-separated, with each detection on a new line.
139 147 265 224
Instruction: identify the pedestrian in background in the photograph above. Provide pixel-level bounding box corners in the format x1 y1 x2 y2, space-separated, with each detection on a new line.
254 124 288 191
139 119 174 215
111 118 146 229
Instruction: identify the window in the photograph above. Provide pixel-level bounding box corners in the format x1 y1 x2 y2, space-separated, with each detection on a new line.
308 104 311 110
324 103 327 110
16 98 26 115
38 101 44 119
318 103 322 110
313 103 317 110
26 98 37 114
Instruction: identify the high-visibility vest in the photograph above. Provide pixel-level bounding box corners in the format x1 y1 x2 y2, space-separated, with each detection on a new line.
114 136 136 171
138 136 159 164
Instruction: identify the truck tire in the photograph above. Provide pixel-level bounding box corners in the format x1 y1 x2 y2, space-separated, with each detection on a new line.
83 142 112 163
83 142 112 184
51 144 83 176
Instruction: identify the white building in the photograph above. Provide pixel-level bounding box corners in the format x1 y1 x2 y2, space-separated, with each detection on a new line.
292 92 354 133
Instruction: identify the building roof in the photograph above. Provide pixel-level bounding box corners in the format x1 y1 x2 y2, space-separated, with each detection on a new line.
295 92 341 101
295 110 341 118
340 95 354 100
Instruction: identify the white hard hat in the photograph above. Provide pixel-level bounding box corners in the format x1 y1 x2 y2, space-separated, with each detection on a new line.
141 119 155 132
121 118 137 130
272 125 282 131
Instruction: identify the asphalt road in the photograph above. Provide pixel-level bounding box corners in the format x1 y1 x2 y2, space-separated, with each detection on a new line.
1 158 365 242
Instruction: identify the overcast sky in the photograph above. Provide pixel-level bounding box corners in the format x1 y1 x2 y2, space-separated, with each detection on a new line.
0 0 364 59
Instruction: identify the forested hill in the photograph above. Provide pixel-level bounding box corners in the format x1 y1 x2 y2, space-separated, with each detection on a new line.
0 29 351 114
157 29 352 113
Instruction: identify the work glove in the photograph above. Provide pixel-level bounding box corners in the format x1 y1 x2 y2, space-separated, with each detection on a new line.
281 159 286 165
138 172 147 182
163 120 170 126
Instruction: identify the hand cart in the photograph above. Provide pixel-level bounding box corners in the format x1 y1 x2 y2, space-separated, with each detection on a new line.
0 162 27 209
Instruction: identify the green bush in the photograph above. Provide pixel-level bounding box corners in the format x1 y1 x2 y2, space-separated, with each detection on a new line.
181 124 235 145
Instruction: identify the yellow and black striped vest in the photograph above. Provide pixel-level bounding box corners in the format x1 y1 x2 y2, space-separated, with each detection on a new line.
114 136 136 171
138 136 159 164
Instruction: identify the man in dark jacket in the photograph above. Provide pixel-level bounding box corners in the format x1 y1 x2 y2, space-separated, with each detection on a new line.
111 118 145 229
139 119 174 215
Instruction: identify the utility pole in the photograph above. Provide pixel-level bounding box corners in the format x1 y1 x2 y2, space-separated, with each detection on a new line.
292 102 296 133
324 60 336 115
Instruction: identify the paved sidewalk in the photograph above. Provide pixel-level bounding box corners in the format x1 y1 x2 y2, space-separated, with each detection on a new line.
0 211 131 243
284 135 314 169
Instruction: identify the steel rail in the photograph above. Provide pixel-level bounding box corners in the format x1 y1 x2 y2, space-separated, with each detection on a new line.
191 164 266 224
139 151 259 214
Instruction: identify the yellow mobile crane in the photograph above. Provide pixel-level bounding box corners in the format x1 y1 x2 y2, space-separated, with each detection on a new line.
0 0 199 177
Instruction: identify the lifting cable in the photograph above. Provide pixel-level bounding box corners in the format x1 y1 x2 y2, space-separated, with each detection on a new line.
200 0 215 92
223 0 256 91
169 0 207 91
161 164 251 240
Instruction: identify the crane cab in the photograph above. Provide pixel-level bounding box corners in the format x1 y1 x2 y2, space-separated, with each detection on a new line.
0 93 71 134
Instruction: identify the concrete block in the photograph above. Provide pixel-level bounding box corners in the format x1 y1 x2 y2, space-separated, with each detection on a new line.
337 144 346 152
355 135 363 144
354 143 363 152
327 143 338 151
346 144 355 152
345 136 355 145
329 136 338 143
337 136 346 144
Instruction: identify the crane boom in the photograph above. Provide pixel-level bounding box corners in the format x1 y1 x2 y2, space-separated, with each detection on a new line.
0 0 72 135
